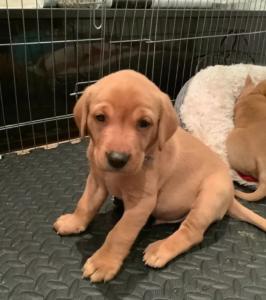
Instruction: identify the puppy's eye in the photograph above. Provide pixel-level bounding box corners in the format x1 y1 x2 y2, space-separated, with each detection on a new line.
95 114 106 122
137 119 151 129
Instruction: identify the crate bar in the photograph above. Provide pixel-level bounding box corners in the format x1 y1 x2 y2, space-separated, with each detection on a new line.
0 38 103 48
0 114 74 131
146 30 266 44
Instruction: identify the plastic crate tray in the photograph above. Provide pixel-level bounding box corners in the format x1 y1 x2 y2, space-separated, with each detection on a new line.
1 141 266 300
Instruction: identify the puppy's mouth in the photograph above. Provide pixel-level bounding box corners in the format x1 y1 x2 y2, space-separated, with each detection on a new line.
104 160 143 174
95 164 138 174
105 166 133 173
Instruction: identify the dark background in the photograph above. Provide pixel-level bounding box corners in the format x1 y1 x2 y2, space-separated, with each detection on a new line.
0 8 265 153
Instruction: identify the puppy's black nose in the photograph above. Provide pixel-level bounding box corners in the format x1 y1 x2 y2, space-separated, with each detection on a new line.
106 151 130 169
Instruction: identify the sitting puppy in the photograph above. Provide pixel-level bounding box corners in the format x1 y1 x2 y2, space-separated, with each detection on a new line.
54 70 266 282
226 76 266 201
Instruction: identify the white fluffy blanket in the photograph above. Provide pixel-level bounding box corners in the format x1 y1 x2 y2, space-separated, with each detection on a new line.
179 64 266 186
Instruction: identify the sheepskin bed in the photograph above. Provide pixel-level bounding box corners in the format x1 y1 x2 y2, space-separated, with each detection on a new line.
176 64 266 187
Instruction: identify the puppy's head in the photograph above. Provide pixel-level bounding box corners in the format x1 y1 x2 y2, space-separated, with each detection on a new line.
74 70 178 173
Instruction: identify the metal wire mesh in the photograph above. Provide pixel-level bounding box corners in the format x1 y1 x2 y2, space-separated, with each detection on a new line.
1 0 266 155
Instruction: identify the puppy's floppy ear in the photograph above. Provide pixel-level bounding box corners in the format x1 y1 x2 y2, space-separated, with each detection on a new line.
73 86 92 137
158 93 179 150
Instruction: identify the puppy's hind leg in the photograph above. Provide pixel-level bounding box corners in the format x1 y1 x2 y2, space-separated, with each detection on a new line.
226 129 254 176
143 176 231 268
53 173 108 235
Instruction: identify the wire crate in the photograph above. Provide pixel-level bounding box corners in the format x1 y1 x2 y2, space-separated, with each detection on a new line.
1 0 266 155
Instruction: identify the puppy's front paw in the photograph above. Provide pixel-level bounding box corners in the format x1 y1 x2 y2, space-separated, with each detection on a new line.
143 239 176 268
82 249 122 282
53 213 87 235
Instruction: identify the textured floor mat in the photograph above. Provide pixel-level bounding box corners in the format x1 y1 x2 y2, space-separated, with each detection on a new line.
1 141 266 300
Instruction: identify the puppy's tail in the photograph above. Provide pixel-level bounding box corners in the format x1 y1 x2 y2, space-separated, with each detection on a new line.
235 183 266 201
228 199 266 231
235 165 266 201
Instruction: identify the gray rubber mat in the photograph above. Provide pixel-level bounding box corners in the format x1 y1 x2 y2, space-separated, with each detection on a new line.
1 141 266 300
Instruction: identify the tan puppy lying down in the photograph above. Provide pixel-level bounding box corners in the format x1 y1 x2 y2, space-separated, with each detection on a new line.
54 70 266 282
226 76 266 201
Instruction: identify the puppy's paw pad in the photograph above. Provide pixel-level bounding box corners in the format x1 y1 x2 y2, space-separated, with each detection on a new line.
53 214 86 235
143 239 174 268
82 253 121 282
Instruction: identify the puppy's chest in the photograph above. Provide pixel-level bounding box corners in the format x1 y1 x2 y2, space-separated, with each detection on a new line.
103 174 141 199
104 176 123 198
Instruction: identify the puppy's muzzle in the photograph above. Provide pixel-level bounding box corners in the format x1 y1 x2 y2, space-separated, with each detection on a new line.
106 151 131 169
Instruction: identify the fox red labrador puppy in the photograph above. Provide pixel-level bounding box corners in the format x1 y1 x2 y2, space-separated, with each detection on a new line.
227 75 266 201
54 70 266 282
